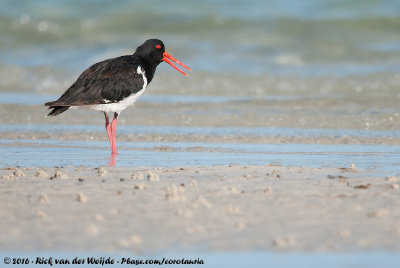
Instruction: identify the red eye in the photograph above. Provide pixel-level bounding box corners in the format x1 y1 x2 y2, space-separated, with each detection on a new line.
156 45 161 49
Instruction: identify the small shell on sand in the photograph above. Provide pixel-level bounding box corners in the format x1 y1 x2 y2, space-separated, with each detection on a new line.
134 183 147 190
386 176 398 182
36 211 47 219
97 167 107 177
147 171 160 181
190 180 198 187
273 235 296 248
50 169 68 179
77 192 88 203
368 209 389 218
225 186 240 194
132 171 160 181
165 184 185 201
35 169 48 178
13 169 26 177
339 164 357 173
132 173 145 180
1 173 16 180
264 186 272 193
39 194 49 203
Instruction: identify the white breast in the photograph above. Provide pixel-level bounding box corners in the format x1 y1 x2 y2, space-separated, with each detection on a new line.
89 66 148 113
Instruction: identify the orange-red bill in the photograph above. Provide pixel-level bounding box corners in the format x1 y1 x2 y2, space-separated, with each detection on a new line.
162 51 191 76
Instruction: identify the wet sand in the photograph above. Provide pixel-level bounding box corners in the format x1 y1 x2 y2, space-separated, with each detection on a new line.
1 75 400 255
1 164 400 253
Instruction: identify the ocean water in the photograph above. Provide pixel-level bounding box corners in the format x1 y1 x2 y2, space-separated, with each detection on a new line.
1 139 399 175
0 0 399 163
0 1 399 148
1 0 400 94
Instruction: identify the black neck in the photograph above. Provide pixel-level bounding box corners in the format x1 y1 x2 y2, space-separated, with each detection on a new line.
131 55 159 83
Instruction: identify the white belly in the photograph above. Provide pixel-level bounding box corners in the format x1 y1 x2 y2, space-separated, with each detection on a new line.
89 88 146 113
87 65 148 113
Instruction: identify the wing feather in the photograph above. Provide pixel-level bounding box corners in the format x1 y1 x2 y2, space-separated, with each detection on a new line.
45 56 145 107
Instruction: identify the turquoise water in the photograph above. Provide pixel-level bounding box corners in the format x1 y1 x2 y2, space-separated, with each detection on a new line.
1 139 399 175
0 92 340 105
1 0 400 78
2 124 400 138
1 0 399 174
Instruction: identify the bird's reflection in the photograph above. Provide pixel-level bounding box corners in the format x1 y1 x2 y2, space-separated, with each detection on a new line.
108 152 117 166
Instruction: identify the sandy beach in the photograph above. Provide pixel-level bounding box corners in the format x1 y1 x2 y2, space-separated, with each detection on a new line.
1 1 400 266
1 164 399 253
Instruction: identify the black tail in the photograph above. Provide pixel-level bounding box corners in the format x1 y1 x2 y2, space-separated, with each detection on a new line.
46 106 70 116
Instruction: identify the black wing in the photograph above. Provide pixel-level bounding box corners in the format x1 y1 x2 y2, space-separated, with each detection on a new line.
45 55 145 107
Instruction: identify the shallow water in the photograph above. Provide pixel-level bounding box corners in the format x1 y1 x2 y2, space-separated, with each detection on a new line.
1 0 400 98
1 139 399 175
1 0 400 133
0 2 399 173
0 92 325 105
2 124 400 138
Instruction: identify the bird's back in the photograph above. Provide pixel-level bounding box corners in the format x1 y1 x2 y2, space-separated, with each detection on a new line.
45 55 146 116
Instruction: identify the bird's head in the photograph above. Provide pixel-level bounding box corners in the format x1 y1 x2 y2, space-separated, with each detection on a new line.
135 39 191 76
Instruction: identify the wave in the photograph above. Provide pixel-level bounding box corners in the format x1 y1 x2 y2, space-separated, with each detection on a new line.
1 0 400 75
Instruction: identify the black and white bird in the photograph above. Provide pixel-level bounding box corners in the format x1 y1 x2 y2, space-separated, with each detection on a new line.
45 39 190 155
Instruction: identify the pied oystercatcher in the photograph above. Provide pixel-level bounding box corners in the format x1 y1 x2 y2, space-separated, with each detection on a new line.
45 39 190 155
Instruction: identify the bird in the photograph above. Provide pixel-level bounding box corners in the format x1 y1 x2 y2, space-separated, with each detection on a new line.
45 39 190 156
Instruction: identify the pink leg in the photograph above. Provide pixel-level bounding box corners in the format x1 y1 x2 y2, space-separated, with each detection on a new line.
104 112 113 148
110 113 118 154
104 112 118 166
